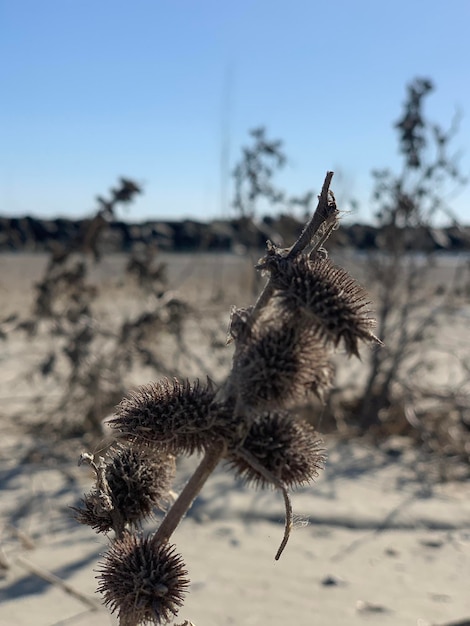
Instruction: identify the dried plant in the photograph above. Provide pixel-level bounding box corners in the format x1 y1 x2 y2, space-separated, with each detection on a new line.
72 446 175 533
349 78 470 468
232 126 287 219
74 171 380 625
97 535 189 626
9 178 194 439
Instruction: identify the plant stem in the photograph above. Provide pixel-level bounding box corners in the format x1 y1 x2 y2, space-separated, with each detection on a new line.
287 170 336 259
152 443 225 546
249 171 336 331
235 446 292 560
154 172 337 547
216 171 337 406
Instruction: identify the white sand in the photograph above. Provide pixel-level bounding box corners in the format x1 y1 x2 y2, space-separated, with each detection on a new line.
1 252 469 626
1 429 469 626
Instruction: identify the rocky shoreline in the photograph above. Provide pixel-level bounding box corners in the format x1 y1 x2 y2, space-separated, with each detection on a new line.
1 214 469 253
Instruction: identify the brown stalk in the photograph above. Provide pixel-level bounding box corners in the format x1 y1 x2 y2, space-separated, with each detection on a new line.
16 556 101 610
235 446 293 561
287 170 336 259
252 171 336 327
154 172 336 549
152 442 225 546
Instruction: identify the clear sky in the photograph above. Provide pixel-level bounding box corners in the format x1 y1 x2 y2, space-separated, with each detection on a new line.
1 0 470 224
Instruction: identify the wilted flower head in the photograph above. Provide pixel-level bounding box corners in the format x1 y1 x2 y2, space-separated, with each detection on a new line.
97 534 189 625
110 378 225 454
232 318 334 411
227 411 325 488
73 446 175 533
268 253 380 356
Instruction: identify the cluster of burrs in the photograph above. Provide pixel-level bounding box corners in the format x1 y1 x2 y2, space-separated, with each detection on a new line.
73 172 380 625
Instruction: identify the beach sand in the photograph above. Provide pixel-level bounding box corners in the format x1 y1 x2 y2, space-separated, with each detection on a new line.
0 252 469 626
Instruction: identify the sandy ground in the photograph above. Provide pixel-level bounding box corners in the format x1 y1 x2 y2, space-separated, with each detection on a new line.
1 252 469 626
1 432 469 626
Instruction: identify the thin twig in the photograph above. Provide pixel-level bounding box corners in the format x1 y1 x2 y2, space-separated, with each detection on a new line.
309 212 340 257
16 556 102 610
79 452 127 540
248 171 336 332
235 447 293 561
220 170 337 360
287 171 336 259
152 443 225 546
7 524 36 550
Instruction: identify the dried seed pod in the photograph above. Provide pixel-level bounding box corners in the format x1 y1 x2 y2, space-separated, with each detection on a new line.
72 488 114 534
110 378 223 454
269 254 380 356
227 305 254 343
97 534 189 625
227 412 325 489
232 321 334 411
73 446 175 533
104 446 175 520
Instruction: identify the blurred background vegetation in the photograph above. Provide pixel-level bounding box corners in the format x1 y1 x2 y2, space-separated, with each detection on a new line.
1 77 469 480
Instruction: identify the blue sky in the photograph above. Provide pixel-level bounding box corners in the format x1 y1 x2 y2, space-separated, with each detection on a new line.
1 0 470 224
